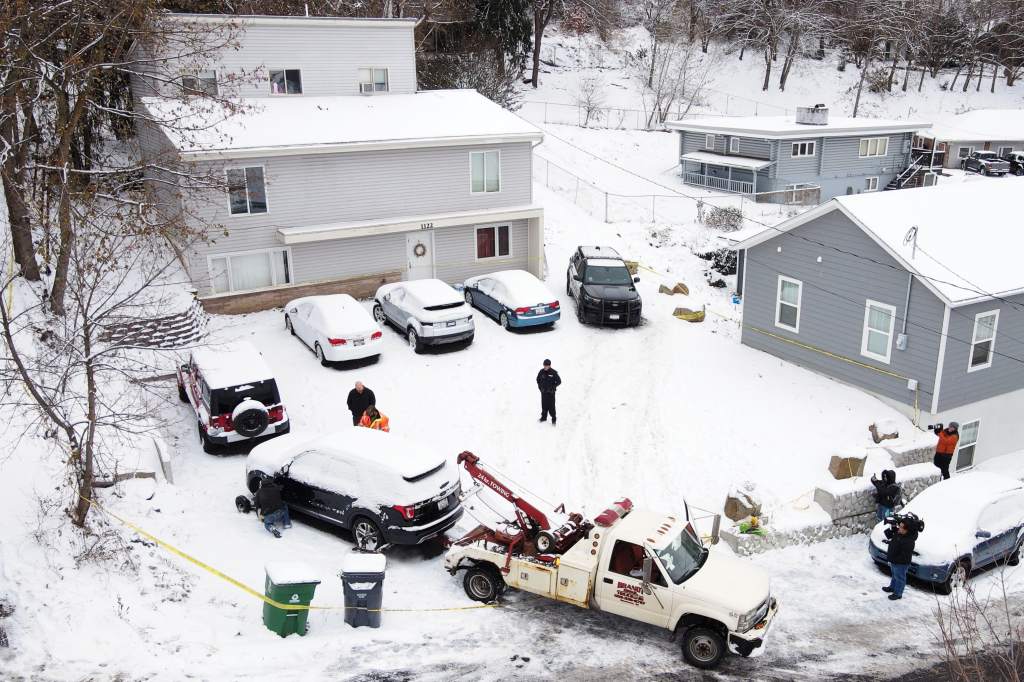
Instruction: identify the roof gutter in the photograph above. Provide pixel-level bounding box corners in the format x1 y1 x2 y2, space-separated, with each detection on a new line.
664 121 931 140
180 132 544 161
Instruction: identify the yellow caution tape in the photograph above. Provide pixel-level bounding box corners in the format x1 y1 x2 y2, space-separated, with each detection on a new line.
84 496 500 613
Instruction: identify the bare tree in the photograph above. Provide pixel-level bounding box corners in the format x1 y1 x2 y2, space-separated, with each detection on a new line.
639 0 682 88
633 38 714 126
574 76 606 126
529 0 561 87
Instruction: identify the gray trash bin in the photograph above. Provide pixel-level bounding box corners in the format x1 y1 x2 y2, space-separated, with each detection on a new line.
340 551 386 628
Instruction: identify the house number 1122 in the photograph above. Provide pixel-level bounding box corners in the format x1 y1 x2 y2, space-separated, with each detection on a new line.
420 222 434 229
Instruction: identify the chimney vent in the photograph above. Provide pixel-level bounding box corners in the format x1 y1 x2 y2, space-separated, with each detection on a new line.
796 104 829 125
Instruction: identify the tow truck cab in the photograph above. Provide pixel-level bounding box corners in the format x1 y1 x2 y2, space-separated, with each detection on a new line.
444 503 778 669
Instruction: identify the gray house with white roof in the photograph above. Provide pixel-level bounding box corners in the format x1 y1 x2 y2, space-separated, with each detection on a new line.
665 106 935 202
132 14 544 313
921 108 1024 169
733 180 1024 469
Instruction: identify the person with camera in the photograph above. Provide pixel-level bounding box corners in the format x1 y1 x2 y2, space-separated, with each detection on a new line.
870 469 901 521
883 514 922 600
930 422 959 480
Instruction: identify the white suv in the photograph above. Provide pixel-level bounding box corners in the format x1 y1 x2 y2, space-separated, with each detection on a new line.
372 279 474 352
176 342 290 453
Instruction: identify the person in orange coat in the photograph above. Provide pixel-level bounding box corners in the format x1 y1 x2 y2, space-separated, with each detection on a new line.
359 405 390 432
932 422 959 480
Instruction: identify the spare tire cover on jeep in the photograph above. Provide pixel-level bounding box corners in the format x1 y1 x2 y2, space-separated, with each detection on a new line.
232 399 269 437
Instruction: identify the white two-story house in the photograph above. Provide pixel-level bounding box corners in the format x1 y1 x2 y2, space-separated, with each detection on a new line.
132 13 544 313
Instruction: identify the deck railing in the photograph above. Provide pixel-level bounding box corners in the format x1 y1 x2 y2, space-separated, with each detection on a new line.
683 171 754 195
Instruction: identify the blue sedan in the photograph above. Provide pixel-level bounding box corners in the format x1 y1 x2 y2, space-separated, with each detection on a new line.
868 472 1024 594
463 270 560 330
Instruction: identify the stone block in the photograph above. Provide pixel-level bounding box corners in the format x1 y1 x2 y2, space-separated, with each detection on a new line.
829 455 867 480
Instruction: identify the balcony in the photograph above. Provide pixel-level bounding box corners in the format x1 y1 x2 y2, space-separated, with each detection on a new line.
683 171 753 195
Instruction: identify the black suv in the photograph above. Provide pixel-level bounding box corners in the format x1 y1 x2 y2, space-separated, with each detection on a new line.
1003 150 1024 176
176 342 290 454
566 246 642 326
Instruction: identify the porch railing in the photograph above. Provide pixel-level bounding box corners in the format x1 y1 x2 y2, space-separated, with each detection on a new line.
683 171 754 195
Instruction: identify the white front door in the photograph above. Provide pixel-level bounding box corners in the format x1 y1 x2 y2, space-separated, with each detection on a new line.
405 231 434 281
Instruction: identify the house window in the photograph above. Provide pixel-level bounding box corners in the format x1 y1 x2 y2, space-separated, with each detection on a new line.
955 420 980 471
358 68 389 93
957 146 975 159
208 248 291 294
270 69 302 95
968 310 998 371
729 137 740 153
775 276 802 332
226 167 268 215
471 150 500 193
997 146 1013 158
864 177 879 192
181 70 217 96
791 141 816 157
705 134 716 150
476 225 510 259
858 137 889 157
860 300 897 363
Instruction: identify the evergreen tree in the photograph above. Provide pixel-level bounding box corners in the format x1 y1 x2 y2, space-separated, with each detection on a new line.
474 0 533 75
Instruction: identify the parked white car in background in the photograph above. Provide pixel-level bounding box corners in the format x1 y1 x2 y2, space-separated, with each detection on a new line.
373 279 474 353
284 294 383 365
463 269 560 330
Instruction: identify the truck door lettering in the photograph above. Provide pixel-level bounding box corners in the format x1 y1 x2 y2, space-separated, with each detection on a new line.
614 581 646 605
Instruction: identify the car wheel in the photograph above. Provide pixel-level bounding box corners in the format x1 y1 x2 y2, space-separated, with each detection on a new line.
682 626 726 670
983 167 990 176
315 342 328 367
1016 169 1023 176
463 565 503 603
535 531 555 553
1007 542 1021 566
373 303 386 325
576 303 586 325
499 311 510 330
936 559 970 595
198 422 216 454
464 290 474 306
235 495 253 514
177 381 189 403
285 315 294 335
408 328 423 354
352 516 384 551
566 274 572 296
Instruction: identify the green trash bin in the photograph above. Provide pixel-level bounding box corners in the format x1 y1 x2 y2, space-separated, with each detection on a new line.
263 562 321 637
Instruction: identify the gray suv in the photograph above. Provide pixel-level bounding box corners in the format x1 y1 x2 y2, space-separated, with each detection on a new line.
566 246 642 326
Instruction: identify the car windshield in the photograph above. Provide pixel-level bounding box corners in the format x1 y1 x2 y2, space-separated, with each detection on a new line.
584 265 633 286
423 302 463 311
653 524 707 584
977 152 997 158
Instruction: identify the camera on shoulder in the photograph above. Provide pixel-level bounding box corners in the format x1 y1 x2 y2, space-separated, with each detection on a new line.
884 511 925 534
928 423 944 431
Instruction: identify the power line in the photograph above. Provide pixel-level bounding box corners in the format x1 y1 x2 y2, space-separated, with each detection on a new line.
531 120 1024 314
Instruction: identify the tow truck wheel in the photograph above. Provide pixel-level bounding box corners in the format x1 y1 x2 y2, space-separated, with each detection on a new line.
535 531 555 553
682 626 725 670
463 566 502 603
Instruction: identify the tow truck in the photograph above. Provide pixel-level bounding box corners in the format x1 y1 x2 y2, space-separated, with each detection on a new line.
444 452 778 670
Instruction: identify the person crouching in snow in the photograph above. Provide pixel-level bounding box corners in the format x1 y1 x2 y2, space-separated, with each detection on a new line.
255 475 291 538
360 405 390 432
870 469 901 521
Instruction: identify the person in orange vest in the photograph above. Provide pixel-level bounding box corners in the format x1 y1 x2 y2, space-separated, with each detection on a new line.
359 405 390 432
932 422 959 480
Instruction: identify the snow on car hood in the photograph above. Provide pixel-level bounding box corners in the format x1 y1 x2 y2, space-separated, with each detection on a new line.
245 432 316 476
468 270 557 308
681 546 770 613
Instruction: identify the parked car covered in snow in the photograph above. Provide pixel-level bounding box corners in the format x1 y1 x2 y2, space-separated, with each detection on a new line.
177 342 290 454
373 279 474 352
566 245 642 326
1002 150 1024 176
961 150 1011 176
245 429 463 550
284 294 383 366
868 472 1024 594
463 269 560 330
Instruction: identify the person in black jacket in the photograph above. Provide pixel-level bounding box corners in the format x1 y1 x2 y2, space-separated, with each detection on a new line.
255 475 291 538
884 520 918 600
536 359 562 425
870 469 901 521
346 381 376 426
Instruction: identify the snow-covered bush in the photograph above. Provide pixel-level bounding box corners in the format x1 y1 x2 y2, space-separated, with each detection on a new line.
702 205 744 232
696 247 737 275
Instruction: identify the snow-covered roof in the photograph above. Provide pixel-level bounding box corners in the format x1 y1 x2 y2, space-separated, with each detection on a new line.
681 150 773 170
735 180 1024 306
285 294 377 334
467 270 556 306
190 342 274 388
926 109 1024 143
141 90 543 160
399 279 463 305
587 258 628 268
666 114 929 140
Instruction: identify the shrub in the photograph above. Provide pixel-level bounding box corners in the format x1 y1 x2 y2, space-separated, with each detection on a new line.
703 205 743 232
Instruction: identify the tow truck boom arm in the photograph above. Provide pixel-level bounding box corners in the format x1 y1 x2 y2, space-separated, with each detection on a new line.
457 451 551 530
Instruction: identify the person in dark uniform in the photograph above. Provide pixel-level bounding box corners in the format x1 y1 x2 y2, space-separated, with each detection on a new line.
255 475 291 538
346 381 376 426
536 359 561 425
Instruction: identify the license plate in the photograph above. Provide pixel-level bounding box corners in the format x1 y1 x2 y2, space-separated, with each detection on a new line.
353 339 364 346
609 313 620 320
446 320 457 327
438 497 449 510
533 306 547 314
